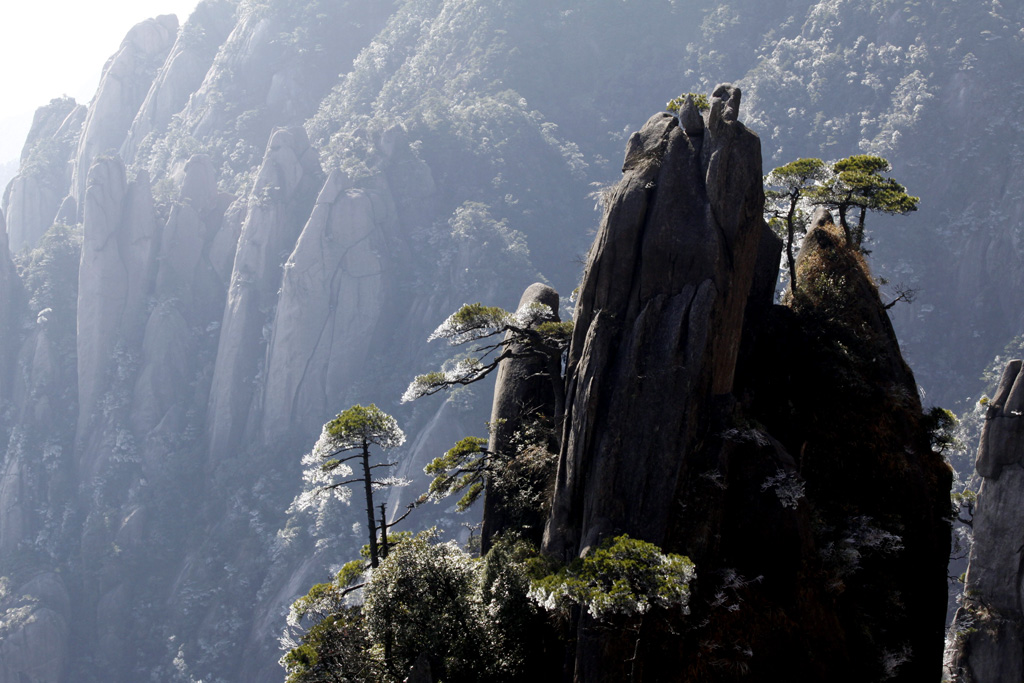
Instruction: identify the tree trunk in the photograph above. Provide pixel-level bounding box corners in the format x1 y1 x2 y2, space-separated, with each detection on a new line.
855 205 867 249
786 194 798 292
379 503 389 560
362 441 379 568
838 204 852 245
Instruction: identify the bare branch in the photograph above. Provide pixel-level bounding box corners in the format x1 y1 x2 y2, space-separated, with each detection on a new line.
883 283 918 310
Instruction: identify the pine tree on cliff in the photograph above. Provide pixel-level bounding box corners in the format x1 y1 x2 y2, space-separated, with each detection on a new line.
401 300 571 421
812 155 919 249
766 155 919 269
292 404 407 568
765 157 828 291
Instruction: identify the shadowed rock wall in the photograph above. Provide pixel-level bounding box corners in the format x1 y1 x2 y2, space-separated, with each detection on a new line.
946 360 1024 681
541 88 951 682
544 85 765 559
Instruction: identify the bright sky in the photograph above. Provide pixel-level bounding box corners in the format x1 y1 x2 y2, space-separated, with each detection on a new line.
0 0 203 163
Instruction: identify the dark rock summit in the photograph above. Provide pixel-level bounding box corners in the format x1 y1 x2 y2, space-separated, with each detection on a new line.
542 85 951 682
545 82 765 560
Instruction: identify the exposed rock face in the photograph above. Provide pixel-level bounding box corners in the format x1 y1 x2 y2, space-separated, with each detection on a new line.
0 220 78 683
122 1 237 165
131 154 234 446
0 573 71 683
71 15 178 206
542 89 951 681
545 83 766 559
206 126 323 459
259 170 398 443
3 99 84 252
483 282 561 550
976 361 1024 479
946 360 1024 681
0 210 22 402
76 156 159 457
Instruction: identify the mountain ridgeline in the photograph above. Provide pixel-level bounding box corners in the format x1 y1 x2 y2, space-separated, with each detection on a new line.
0 0 1018 680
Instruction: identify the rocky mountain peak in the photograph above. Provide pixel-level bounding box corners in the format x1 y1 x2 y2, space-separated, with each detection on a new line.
540 83 950 680
545 83 765 562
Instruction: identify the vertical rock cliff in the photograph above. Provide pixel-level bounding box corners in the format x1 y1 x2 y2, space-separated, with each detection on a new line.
3 98 84 252
206 126 323 458
76 157 159 453
946 360 1024 681
0 210 22 402
121 0 237 165
71 16 179 208
542 87 951 682
483 282 562 551
259 169 399 445
544 85 764 559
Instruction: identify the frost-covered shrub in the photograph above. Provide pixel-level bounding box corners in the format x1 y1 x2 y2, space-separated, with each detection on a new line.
363 531 488 682
529 534 694 621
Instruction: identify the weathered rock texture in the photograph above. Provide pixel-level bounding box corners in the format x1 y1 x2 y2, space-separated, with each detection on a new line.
259 169 398 443
121 0 237 165
131 153 235 455
76 156 159 456
483 282 562 551
206 126 323 459
545 84 765 558
946 360 1024 681
3 98 84 252
541 87 951 682
0 210 22 401
71 15 179 206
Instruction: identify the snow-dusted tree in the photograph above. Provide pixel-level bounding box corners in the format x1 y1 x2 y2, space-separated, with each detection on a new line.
280 561 374 683
293 404 408 568
765 157 827 291
401 301 571 418
529 534 695 621
810 155 919 249
363 531 488 681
